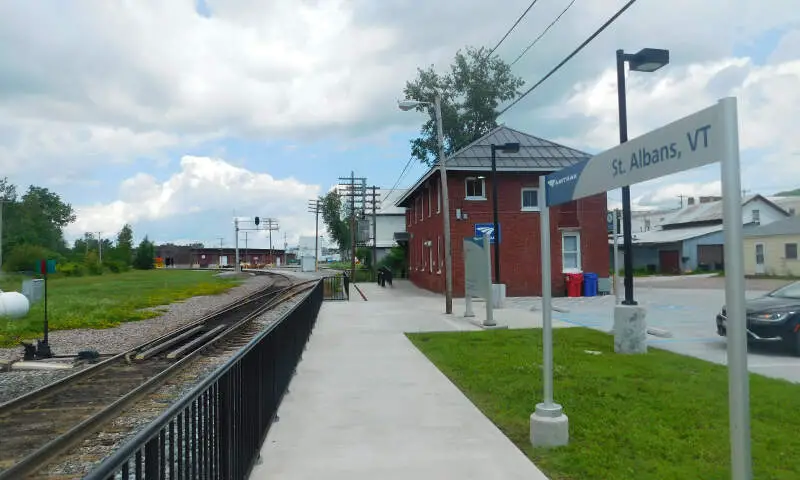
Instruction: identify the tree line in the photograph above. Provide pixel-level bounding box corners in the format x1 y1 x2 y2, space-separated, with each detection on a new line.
0 177 157 276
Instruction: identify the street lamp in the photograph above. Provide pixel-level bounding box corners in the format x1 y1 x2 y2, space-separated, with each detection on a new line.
616 48 669 306
490 142 520 285
398 96 454 314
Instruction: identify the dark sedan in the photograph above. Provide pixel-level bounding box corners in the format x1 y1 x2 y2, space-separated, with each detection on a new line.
716 281 800 356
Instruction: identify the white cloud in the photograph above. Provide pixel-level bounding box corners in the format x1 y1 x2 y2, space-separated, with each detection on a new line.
66 156 321 247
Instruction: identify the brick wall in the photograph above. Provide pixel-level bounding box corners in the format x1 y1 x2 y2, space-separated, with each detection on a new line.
406 171 609 297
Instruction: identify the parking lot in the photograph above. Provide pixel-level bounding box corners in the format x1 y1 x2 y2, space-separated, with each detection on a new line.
507 275 800 383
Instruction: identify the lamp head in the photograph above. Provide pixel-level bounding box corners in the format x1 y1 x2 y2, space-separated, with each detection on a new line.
628 48 670 73
398 99 427 111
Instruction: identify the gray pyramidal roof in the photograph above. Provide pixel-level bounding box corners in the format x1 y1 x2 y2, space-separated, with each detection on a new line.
396 125 590 207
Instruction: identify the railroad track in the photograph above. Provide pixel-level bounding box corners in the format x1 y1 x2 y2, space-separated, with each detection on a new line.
0 272 315 479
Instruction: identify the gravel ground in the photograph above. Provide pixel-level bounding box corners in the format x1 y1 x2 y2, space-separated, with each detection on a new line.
38 288 311 479
0 273 275 405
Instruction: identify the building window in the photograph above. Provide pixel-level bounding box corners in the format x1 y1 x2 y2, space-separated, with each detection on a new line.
437 236 442 273
562 231 581 272
417 197 423 222
465 177 485 199
786 243 798 260
429 242 433 273
752 209 760 224
437 184 441 213
521 188 539 211
428 187 432 217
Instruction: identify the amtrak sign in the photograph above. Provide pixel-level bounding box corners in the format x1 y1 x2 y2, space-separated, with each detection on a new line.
474 223 500 244
545 100 727 206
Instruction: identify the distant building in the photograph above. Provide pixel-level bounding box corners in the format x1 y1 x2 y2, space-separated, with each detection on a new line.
612 194 790 274
361 189 407 264
744 215 800 276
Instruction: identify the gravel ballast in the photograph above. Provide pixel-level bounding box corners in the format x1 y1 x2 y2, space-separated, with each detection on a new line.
0 273 275 404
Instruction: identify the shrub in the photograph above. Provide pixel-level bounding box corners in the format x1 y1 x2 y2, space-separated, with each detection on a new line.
57 261 86 277
83 251 103 275
103 260 129 273
3 245 58 273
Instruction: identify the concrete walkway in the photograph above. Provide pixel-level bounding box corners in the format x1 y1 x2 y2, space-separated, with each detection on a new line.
249 280 551 480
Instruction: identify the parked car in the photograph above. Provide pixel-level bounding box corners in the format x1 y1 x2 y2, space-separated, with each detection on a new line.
716 281 800 355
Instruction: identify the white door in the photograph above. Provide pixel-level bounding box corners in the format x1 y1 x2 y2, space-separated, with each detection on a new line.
755 243 765 275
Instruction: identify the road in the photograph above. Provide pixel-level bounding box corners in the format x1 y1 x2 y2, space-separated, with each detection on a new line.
508 274 800 383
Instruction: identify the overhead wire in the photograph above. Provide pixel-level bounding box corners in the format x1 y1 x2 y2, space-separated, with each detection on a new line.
487 0 541 57
498 0 639 116
510 0 578 66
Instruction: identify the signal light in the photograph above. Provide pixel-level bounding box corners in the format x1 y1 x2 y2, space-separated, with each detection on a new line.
255 216 260 226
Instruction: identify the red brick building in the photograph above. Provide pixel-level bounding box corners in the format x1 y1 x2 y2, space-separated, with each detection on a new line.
395 126 609 297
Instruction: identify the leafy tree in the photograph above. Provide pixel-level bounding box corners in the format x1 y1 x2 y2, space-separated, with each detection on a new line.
115 224 134 265
133 236 155 270
402 46 525 166
3 244 58 273
2 181 75 263
320 192 351 256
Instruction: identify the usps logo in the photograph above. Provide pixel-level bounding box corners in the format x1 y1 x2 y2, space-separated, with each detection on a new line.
474 223 499 244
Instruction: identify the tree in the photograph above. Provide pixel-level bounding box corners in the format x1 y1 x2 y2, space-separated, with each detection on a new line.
133 236 155 270
2 182 75 261
402 46 525 166
320 191 351 257
115 224 134 265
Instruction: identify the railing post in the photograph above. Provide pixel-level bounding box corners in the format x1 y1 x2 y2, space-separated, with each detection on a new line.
218 373 233 480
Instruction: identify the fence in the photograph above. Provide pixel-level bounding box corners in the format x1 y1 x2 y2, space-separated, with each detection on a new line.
84 280 324 480
321 274 348 301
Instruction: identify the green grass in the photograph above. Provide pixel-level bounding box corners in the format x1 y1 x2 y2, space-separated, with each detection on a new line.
0 269 243 347
407 328 800 480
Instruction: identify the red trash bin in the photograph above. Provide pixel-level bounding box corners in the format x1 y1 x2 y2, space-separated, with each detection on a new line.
565 273 583 297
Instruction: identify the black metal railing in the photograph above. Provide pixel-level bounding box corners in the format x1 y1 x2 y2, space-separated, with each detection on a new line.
321 275 348 301
84 281 323 480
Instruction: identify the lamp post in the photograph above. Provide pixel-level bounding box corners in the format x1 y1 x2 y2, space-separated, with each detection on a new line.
616 48 669 305
399 96 454 314
490 142 520 284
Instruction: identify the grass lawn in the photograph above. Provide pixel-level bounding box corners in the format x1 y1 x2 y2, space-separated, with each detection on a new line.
408 328 800 480
0 269 243 347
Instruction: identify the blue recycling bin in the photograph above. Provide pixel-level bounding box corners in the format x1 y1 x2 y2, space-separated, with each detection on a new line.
583 272 598 297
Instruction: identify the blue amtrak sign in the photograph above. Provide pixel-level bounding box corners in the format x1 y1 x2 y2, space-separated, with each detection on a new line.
474 223 500 244
545 100 731 207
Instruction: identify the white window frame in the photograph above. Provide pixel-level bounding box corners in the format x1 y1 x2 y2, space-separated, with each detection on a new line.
417 197 423 222
428 186 432 217
464 177 486 200
437 236 442 274
521 187 540 212
752 208 761 224
429 242 433 273
561 231 582 273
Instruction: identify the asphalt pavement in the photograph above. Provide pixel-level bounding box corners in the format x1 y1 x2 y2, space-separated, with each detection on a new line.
507 274 800 383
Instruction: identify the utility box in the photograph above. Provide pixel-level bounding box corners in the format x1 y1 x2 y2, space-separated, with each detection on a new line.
22 279 44 304
300 256 316 272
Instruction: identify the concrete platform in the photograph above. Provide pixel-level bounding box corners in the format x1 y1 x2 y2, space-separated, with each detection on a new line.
249 280 553 480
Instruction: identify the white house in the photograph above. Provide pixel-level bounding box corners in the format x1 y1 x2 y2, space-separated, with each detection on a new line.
611 194 790 274
363 188 407 263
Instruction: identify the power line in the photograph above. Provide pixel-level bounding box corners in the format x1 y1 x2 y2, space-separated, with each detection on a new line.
498 0 639 116
488 0 541 57
510 0 578 66
381 157 417 207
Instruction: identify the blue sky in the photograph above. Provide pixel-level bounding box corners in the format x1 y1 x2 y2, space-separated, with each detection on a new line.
1 1 799 247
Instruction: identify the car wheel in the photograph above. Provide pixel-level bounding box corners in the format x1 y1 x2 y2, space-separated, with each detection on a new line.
790 332 800 357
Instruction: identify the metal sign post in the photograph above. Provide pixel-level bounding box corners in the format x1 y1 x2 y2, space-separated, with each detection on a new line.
482 232 494 326
536 97 751 478
612 210 621 304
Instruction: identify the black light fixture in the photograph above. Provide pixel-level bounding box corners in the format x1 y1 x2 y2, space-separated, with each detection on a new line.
616 48 670 306
490 142 521 285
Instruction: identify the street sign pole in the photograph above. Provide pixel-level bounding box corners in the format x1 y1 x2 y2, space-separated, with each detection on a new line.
719 98 752 480
613 209 621 304
529 179 569 447
482 232 495 327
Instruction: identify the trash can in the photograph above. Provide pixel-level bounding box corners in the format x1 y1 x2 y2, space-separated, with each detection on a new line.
565 273 583 297
583 273 598 297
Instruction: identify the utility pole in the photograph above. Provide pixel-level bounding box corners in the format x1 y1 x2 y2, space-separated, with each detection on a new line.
309 199 321 271
339 172 367 280
244 231 248 266
261 218 280 265
234 217 241 273
217 237 224 268
678 194 685 209
97 232 103 263
0 199 6 271
283 232 288 266
366 186 381 279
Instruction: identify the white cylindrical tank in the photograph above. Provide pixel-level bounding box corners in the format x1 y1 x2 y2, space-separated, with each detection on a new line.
0 291 30 319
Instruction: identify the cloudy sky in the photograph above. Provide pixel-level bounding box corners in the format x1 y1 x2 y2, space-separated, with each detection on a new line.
1 0 799 248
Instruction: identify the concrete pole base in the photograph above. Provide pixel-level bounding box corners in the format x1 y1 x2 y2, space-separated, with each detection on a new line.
468 319 508 330
613 304 648 354
491 283 506 309
530 403 569 447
